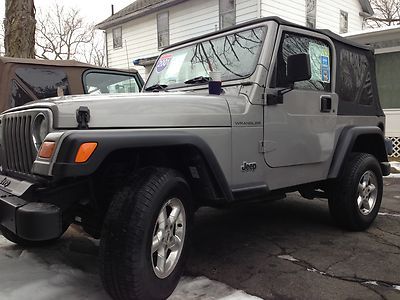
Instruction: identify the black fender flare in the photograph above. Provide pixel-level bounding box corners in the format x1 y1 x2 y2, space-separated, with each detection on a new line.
51 130 234 201
328 126 390 179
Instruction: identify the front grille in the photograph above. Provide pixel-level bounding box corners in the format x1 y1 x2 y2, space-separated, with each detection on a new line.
1 110 51 175
3 115 35 173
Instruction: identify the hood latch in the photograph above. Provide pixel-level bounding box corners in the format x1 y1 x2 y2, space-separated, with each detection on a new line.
76 106 90 129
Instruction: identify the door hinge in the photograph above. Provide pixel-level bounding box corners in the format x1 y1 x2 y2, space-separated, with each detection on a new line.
259 140 266 153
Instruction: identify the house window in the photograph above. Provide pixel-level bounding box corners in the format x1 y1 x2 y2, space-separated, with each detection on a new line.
306 0 317 28
112 27 122 49
157 12 169 49
340 10 349 33
219 0 236 29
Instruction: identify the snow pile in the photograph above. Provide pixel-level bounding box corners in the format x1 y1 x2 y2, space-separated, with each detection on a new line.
388 161 400 178
0 229 259 300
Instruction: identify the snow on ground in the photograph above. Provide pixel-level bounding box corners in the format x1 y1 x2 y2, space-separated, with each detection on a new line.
0 227 260 300
387 161 400 178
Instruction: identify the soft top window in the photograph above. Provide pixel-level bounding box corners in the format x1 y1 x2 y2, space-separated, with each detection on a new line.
15 67 70 99
336 47 373 105
335 42 383 116
10 80 34 107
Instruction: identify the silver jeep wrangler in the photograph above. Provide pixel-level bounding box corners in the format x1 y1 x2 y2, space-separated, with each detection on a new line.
0 17 392 300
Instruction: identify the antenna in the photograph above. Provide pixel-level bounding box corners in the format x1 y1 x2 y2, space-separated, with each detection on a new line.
125 39 130 70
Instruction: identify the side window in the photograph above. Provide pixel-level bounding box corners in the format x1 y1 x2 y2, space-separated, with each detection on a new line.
112 27 123 49
219 0 236 29
15 67 70 99
10 80 34 107
157 12 169 49
340 10 349 34
84 72 140 94
306 0 317 29
336 47 373 105
274 32 331 92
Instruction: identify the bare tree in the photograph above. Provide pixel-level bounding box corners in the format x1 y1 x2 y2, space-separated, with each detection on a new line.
4 0 36 58
0 22 5 56
35 4 95 61
82 32 106 67
366 0 400 27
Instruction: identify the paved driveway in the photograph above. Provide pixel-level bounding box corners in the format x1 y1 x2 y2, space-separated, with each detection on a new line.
187 178 400 300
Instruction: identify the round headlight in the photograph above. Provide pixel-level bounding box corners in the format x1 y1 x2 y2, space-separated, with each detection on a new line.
32 113 49 150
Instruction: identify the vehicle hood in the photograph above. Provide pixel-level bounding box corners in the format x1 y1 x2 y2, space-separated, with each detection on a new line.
7 92 232 128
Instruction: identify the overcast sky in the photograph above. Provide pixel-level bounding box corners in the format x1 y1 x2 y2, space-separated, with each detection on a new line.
0 0 135 26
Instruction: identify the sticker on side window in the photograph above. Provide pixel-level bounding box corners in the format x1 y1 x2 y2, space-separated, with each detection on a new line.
321 56 330 83
156 54 173 73
309 43 331 83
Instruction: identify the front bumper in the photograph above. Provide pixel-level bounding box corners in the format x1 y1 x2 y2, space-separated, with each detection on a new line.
0 189 62 241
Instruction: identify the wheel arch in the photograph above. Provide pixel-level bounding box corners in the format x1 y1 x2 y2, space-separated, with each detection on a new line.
52 130 233 203
328 126 389 179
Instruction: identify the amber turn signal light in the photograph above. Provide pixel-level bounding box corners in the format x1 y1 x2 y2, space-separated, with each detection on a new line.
75 142 98 163
38 141 56 159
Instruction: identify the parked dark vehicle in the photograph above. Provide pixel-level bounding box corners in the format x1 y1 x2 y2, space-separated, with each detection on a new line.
0 57 144 112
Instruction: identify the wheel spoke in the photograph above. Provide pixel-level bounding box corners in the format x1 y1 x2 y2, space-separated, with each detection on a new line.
364 199 371 210
368 197 375 210
168 206 181 226
358 183 364 195
152 233 162 253
157 247 167 273
169 236 182 252
357 196 363 209
363 173 370 185
368 184 376 194
158 207 168 229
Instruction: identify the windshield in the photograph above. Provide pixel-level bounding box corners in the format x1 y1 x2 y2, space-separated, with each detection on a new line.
146 26 267 89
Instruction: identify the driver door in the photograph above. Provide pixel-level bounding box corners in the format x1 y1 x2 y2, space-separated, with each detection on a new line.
264 28 338 168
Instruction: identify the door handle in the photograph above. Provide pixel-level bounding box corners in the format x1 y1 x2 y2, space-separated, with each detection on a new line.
320 96 332 113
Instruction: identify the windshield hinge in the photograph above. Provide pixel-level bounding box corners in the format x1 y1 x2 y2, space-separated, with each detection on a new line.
76 106 90 129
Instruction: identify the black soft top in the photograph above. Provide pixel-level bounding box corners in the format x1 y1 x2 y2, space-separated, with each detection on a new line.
165 16 373 52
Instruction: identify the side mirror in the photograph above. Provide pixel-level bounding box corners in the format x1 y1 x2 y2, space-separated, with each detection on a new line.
286 53 311 83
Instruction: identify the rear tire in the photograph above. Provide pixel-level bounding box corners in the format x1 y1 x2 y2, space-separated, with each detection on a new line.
328 153 383 231
99 167 193 300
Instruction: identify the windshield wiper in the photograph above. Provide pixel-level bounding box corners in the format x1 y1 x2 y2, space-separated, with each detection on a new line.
144 84 168 92
184 76 211 85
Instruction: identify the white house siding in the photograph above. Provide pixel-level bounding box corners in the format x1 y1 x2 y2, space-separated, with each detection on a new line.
260 0 363 34
316 0 364 33
261 0 306 25
106 13 158 78
106 0 259 78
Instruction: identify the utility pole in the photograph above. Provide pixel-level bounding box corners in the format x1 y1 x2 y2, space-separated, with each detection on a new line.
4 0 36 58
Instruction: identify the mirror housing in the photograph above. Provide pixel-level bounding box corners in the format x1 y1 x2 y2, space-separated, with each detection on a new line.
286 53 311 83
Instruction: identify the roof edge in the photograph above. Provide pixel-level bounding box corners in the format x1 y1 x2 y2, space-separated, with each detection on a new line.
96 0 188 30
359 0 374 15
163 16 373 52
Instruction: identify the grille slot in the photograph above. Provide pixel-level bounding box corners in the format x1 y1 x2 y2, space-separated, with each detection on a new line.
3 114 35 174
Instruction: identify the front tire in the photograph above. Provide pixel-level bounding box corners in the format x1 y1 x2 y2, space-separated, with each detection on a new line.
328 153 383 231
99 168 193 300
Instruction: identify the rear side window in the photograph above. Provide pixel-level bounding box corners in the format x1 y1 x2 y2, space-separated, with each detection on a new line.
336 47 374 106
15 67 70 99
10 80 34 107
273 32 331 92
84 72 140 94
